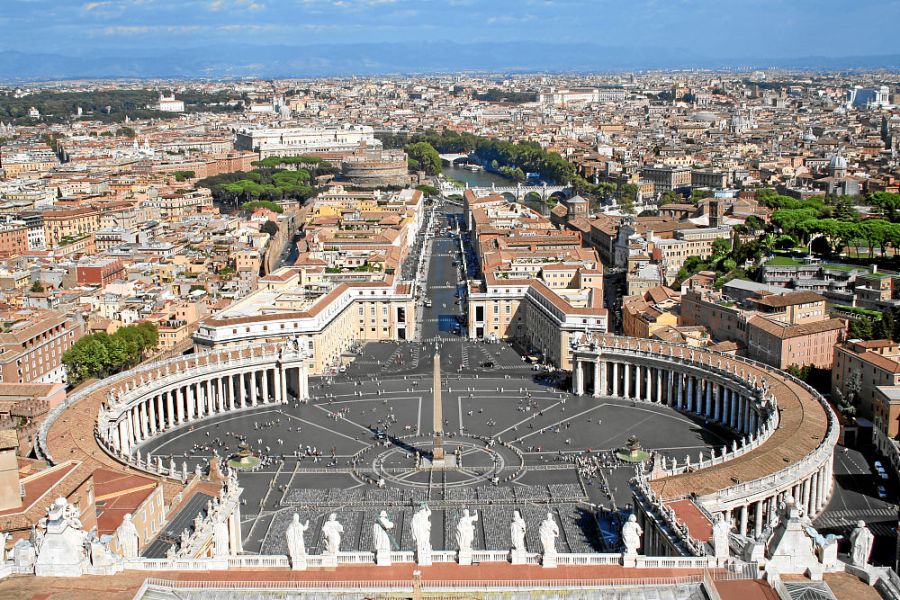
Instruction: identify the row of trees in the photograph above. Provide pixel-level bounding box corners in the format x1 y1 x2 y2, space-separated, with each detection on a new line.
63 323 158 385
377 129 577 185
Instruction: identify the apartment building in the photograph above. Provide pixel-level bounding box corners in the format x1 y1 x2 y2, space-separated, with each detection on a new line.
833 339 900 421
0 311 83 384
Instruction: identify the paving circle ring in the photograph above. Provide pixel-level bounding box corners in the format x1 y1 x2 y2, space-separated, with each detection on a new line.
360 437 506 489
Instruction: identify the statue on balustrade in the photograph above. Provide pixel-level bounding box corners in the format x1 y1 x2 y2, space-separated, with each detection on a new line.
510 510 527 553
321 513 343 555
213 520 230 558
539 513 559 556
849 520 874 567
410 504 432 559
712 513 730 559
455 509 478 553
622 514 643 556
373 511 395 554
114 513 139 559
285 514 309 567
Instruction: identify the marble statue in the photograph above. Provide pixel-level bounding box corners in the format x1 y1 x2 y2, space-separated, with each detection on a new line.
285 514 309 566
510 510 527 552
712 513 730 559
539 512 559 555
622 514 642 556
321 513 343 555
0 532 8 562
373 511 394 554
455 509 478 553
114 513 139 559
213 521 229 558
34 497 87 577
410 504 432 561
850 520 874 567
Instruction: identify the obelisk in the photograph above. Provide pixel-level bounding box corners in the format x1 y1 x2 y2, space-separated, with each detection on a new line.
432 352 444 461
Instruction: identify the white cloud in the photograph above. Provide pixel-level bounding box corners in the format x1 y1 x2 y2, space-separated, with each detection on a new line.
83 1 112 9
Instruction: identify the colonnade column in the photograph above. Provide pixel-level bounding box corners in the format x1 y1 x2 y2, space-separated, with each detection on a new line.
262 368 270 403
593 361 601 398
165 390 174 428
634 365 642 401
612 363 620 396
656 368 663 403
274 367 282 404
624 363 631 399
754 501 763 537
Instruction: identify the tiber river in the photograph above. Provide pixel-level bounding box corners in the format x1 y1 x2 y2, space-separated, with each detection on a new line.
441 164 550 215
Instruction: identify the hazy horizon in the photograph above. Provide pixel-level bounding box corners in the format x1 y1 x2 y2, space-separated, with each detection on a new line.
1 0 899 80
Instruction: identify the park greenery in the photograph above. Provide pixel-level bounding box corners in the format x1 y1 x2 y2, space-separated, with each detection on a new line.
173 170 195 182
0 89 245 124
473 89 538 104
197 168 314 208
761 190 900 258
63 323 158 385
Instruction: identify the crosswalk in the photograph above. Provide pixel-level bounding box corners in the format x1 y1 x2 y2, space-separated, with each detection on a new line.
814 508 897 537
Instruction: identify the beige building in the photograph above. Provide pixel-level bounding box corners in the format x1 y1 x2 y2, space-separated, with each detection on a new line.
832 339 900 421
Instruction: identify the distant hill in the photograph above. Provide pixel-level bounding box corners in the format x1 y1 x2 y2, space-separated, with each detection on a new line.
0 42 898 81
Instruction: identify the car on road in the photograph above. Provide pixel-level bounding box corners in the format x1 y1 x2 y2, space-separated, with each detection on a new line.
481 361 494 368
877 485 889 499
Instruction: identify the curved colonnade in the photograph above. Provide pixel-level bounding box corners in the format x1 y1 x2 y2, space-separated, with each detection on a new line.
570 334 838 540
37 335 837 555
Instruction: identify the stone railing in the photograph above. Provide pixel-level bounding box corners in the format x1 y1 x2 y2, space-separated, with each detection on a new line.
116 550 725 572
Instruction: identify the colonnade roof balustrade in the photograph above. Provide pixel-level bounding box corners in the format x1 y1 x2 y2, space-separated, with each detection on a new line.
583 335 834 503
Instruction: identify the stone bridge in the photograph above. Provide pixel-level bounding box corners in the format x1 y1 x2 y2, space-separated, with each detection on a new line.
467 182 572 202
439 153 471 165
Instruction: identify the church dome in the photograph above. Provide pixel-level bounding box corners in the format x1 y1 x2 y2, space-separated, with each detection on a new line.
829 154 848 170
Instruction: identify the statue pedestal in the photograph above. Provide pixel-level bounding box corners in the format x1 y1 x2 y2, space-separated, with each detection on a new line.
320 553 337 568
458 549 473 566
291 556 307 570
511 549 527 565
417 548 432 566
375 550 392 566
622 552 638 568
542 552 557 568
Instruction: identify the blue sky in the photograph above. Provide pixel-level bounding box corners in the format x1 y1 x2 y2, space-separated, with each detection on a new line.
2 0 898 58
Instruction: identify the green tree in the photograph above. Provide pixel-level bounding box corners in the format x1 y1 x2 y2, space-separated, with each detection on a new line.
404 142 442 176
415 184 439 197
30 281 44 293
848 318 874 341
261 220 279 236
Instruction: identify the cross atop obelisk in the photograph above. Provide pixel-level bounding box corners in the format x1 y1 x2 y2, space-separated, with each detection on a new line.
432 352 444 460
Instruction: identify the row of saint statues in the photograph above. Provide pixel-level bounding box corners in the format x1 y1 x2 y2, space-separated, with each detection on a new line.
285 504 646 566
